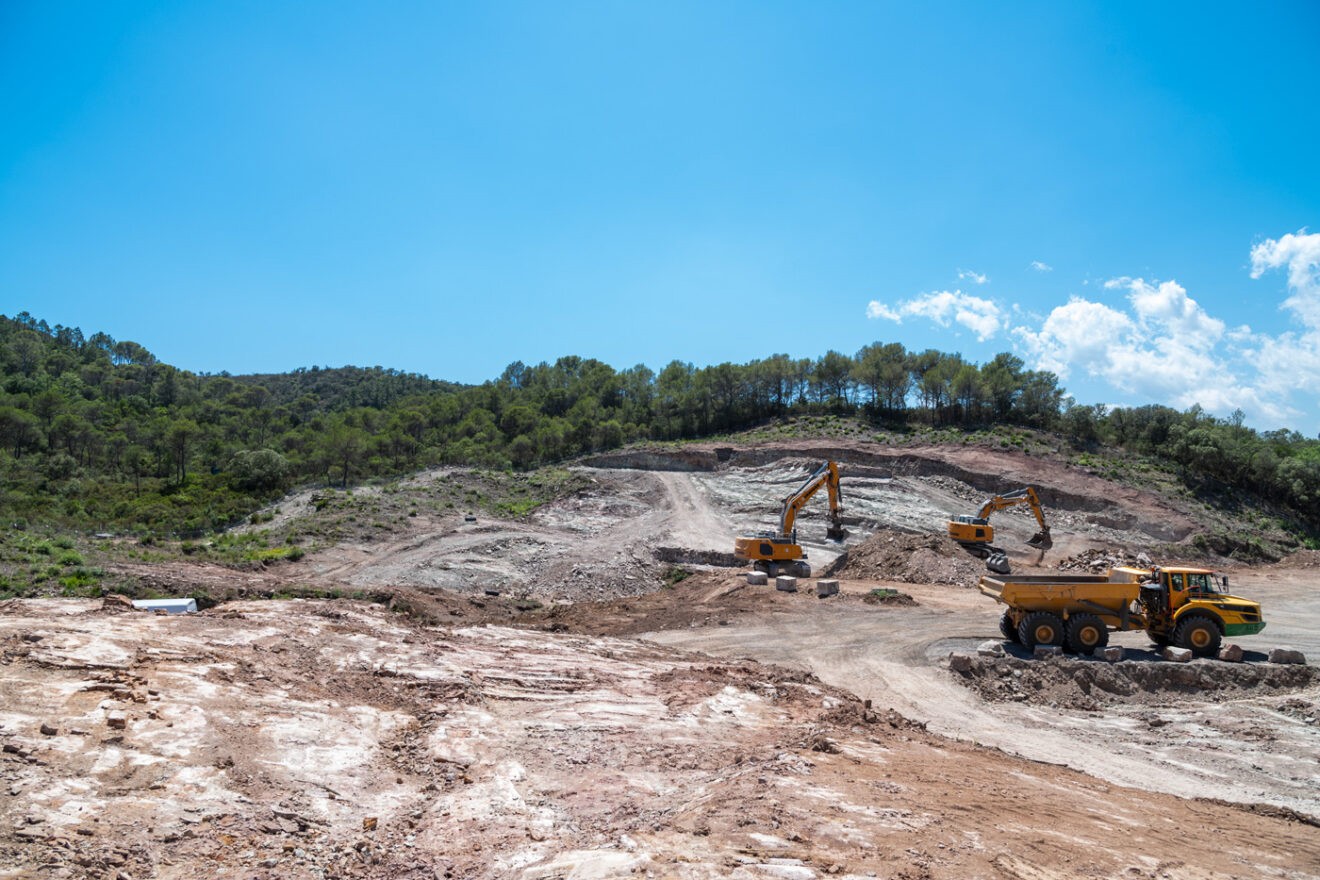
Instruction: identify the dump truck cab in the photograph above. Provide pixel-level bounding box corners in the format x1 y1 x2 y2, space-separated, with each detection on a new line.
1138 566 1265 651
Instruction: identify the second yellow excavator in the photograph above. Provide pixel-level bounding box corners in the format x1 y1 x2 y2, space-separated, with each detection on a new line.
734 460 846 578
948 486 1052 574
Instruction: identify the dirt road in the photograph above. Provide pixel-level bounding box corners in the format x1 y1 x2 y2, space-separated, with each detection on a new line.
647 575 1320 819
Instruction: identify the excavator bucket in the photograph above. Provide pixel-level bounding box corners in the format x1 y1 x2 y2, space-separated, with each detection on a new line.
1026 529 1053 550
826 523 847 542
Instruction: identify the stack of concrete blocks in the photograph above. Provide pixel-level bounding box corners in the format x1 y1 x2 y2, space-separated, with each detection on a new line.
816 579 839 598
775 576 798 593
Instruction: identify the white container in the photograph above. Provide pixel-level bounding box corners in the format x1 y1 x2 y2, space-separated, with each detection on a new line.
131 598 198 614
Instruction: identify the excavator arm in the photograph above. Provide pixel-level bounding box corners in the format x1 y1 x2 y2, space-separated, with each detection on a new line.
777 461 846 540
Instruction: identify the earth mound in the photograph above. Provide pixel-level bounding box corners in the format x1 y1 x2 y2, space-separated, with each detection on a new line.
823 526 983 585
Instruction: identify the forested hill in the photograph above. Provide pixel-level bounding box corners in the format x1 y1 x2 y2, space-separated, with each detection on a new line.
1 311 1318 538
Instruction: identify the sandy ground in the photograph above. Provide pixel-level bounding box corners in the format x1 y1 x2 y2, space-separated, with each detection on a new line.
7 440 1320 877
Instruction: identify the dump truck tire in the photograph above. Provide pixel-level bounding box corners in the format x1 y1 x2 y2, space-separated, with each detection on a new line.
1148 631 1170 648
999 610 1020 643
1018 612 1064 649
1174 614 1222 658
1065 613 1108 653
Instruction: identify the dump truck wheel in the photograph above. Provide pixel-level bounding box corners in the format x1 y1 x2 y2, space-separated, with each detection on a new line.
1018 612 1064 648
1147 631 1170 648
1174 614 1221 657
999 610 1020 644
1065 613 1108 653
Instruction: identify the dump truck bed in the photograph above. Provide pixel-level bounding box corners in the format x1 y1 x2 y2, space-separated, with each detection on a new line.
979 570 1146 624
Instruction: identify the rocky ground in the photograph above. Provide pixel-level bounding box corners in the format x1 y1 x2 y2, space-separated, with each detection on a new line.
3 598 1319 880
5 439 1320 878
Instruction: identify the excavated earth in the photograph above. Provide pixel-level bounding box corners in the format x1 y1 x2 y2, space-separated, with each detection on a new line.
5 438 1320 878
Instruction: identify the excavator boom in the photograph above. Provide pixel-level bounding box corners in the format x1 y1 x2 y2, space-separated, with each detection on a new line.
778 461 845 540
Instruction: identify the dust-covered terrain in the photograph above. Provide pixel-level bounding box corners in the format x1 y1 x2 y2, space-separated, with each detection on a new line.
6 438 1320 878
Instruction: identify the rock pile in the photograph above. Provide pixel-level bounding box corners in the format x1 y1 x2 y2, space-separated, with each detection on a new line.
1057 548 1153 572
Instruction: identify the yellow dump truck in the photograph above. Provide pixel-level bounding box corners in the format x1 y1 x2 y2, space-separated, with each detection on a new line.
979 565 1265 656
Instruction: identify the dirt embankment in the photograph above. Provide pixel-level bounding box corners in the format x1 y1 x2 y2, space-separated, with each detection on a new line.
952 651 1320 710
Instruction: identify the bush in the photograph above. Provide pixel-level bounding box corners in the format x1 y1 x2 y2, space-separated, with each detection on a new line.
229 449 291 492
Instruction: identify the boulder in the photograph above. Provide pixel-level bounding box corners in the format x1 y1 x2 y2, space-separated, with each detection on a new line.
977 641 1005 658
101 594 135 612
1033 645 1063 659
1162 647 1193 663
949 653 975 673
1094 646 1124 662
1217 644 1244 663
1268 647 1307 665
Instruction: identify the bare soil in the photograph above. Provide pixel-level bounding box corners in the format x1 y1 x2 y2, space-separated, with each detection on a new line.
7 438 1320 878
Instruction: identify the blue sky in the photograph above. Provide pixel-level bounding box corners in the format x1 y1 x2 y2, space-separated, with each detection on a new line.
2 1 1318 432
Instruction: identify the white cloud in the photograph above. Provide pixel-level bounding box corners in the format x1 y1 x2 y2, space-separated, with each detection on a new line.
867 289 1006 341
864 230 1320 430
1030 260 1053 272
1021 233 1320 429
865 300 899 321
957 269 988 285
1250 229 1320 329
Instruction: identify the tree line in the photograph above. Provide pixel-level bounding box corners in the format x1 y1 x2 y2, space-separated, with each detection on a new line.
1 311 1317 537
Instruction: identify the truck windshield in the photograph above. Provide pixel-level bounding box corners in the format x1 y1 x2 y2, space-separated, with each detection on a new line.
1186 573 1221 594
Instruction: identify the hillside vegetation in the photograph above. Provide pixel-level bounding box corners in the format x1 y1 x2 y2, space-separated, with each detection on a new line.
2 311 1317 547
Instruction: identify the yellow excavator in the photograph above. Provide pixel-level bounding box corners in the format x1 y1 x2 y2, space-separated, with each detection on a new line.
734 460 846 578
948 486 1052 575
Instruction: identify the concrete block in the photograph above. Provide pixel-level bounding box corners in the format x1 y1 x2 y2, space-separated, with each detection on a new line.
815 579 839 598
1033 645 1063 659
1094 646 1124 662
775 576 798 593
1217 644 1244 663
106 711 127 730
977 640 1005 658
746 571 768 586
1268 647 1307 665
948 653 975 673
1163 647 1193 663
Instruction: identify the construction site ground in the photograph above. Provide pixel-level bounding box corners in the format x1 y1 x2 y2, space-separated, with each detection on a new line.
4 440 1319 878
